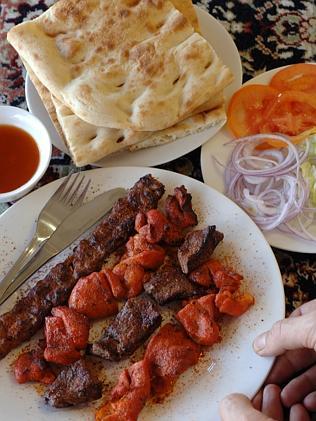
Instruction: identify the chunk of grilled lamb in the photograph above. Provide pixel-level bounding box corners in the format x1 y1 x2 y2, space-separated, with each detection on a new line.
178 226 224 274
144 261 204 305
44 359 102 408
89 296 162 361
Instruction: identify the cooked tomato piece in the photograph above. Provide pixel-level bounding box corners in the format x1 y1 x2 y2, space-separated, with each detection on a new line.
113 260 148 298
51 306 90 350
111 360 150 402
113 261 128 278
44 316 81 365
128 249 165 270
260 90 316 136
14 347 55 385
124 263 145 298
96 360 150 421
69 272 118 319
206 259 243 292
205 259 224 276
125 236 136 257
215 290 255 316
121 248 165 270
139 209 167 243
144 323 201 398
95 406 120 421
126 234 153 256
103 268 126 300
134 212 147 232
135 209 184 245
165 186 198 228
269 63 316 93
198 294 220 320
227 84 279 137
189 263 213 287
212 270 242 292
177 295 221 346
44 346 81 366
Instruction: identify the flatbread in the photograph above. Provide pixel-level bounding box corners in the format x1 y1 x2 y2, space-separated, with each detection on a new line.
8 0 232 131
51 94 149 165
26 58 225 166
23 61 67 148
170 0 200 32
51 90 225 166
129 105 226 151
27 65 225 166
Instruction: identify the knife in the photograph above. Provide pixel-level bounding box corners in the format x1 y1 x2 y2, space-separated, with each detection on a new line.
0 187 126 305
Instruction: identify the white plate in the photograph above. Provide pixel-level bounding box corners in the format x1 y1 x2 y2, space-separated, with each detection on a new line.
201 65 316 254
0 167 284 421
25 7 242 167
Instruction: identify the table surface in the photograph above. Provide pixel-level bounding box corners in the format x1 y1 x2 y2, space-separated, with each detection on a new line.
0 0 315 315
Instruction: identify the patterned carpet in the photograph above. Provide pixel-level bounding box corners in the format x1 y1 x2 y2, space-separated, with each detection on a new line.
0 0 315 314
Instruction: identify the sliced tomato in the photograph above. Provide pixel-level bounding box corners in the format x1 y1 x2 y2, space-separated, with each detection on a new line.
269 63 316 93
227 84 279 137
260 90 316 136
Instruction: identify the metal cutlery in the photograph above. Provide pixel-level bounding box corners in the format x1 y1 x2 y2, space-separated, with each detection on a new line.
0 187 126 305
0 173 91 301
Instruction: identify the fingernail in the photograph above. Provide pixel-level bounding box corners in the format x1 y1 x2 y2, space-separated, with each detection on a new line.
253 332 267 353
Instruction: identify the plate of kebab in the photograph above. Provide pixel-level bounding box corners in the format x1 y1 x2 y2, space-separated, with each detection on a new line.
0 167 284 420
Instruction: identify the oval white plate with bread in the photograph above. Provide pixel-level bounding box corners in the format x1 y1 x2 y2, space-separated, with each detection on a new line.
25 7 242 168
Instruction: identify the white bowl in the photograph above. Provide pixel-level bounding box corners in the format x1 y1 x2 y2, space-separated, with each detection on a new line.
0 105 52 202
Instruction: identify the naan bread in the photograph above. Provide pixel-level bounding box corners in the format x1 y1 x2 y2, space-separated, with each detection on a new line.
129 105 226 151
8 0 232 131
170 0 200 32
26 64 148 161
26 59 225 166
51 95 149 165
23 62 67 148
51 90 225 166
27 66 225 166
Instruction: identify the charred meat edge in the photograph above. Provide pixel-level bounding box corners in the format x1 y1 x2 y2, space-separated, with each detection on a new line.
144 261 206 305
0 175 165 359
89 295 162 361
44 359 102 408
178 226 224 274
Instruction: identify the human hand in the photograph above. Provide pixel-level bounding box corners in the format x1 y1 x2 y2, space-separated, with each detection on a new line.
253 300 316 413
220 300 316 420
220 386 283 421
220 389 310 421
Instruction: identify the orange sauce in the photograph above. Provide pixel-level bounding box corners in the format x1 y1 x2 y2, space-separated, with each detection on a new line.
0 125 40 193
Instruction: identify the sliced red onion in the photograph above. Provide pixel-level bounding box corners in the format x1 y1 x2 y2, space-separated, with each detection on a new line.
223 133 315 242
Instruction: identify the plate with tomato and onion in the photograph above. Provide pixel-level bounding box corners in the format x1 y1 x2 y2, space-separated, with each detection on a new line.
201 63 316 253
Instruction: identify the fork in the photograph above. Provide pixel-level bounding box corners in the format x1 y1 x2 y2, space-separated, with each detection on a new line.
0 172 91 297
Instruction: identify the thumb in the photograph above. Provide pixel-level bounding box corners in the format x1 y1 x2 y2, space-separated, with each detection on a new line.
253 311 316 356
220 394 275 421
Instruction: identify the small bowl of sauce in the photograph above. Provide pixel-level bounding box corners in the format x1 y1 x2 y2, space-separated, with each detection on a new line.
0 106 51 202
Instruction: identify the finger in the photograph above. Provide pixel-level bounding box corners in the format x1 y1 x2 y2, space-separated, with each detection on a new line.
289 403 310 421
261 385 283 421
265 349 316 385
220 393 275 421
289 300 316 318
253 312 316 356
281 364 316 407
303 391 316 412
252 389 263 411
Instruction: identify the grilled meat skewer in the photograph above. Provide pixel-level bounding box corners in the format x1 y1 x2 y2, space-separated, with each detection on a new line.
0 175 164 359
